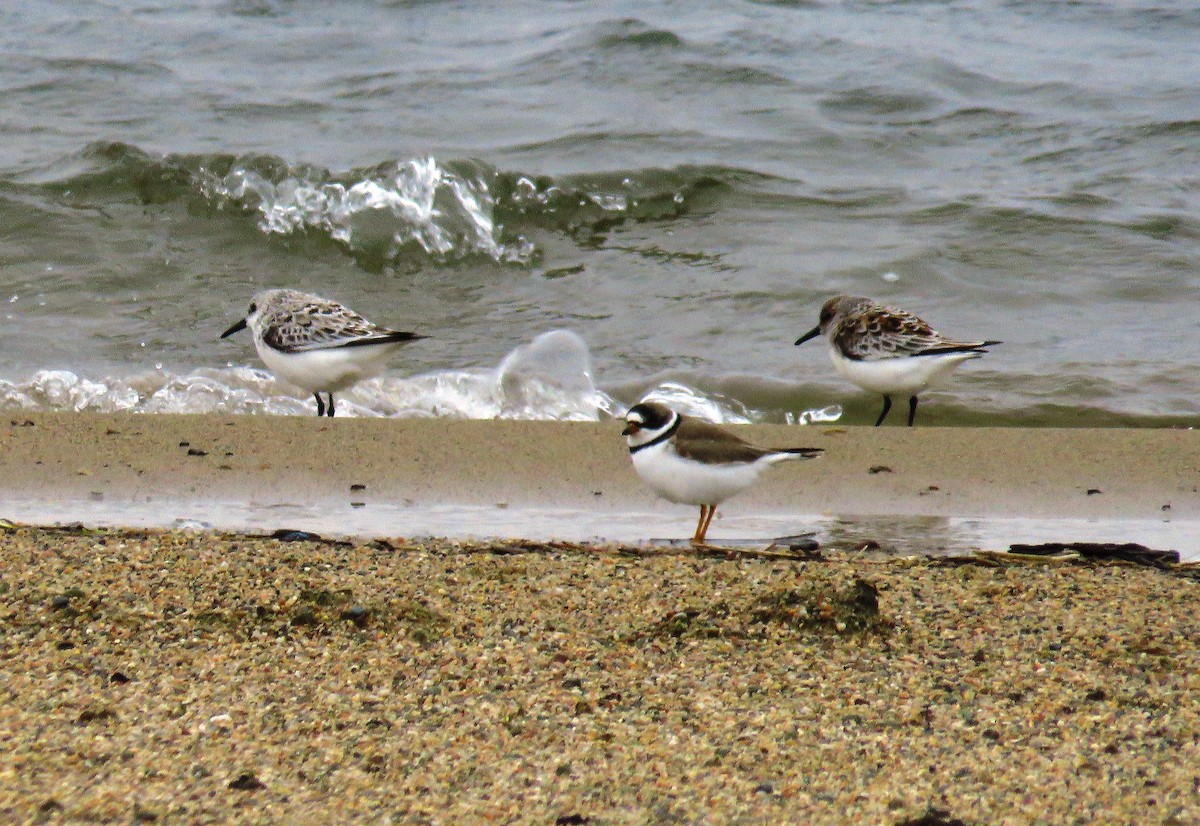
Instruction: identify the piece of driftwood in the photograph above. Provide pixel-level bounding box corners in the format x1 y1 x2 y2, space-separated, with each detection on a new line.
1007 542 1180 567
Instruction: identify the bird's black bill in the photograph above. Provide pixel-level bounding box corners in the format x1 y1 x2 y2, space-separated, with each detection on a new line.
220 318 248 339
794 326 821 346
621 423 638 436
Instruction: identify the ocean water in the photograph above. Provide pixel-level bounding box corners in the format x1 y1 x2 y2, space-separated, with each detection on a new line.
1 0 1198 426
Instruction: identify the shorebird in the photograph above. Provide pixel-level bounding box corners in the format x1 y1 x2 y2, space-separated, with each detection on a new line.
795 295 999 426
221 288 426 417
622 400 822 546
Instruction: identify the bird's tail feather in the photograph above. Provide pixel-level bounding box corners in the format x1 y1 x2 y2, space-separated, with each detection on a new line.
768 447 823 463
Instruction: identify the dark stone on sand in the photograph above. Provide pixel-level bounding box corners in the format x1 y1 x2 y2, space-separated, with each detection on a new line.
751 577 886 635
77 706 116 725
228 771 266 791
896 807 971 826
853 578 880 613
36 798 63 823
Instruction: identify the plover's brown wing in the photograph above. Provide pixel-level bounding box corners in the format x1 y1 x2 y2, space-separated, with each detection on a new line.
672 418 820 465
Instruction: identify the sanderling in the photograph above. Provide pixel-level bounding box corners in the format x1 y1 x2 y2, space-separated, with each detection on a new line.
622 400 822 546
221 288 427 417
795 295 999 426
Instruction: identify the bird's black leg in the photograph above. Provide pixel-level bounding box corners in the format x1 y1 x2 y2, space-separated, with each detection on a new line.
326 393 336 417
907 395 918 427
874 395 893 427
314 393 325 417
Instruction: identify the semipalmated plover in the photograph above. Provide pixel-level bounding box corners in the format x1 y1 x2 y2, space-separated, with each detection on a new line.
221 288 427 417
795 295 999 426
622 400 822 546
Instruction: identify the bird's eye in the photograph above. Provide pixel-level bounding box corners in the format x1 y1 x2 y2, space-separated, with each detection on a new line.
248 303 257 314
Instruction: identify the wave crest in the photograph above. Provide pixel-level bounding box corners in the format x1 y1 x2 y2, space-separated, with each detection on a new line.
52 142 745 269
197 156 538 267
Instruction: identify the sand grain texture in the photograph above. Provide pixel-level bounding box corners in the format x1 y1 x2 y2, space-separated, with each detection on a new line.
1 526 1197 824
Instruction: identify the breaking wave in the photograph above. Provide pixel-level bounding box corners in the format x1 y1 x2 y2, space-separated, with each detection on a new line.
0 329 836 424
45 142 741 270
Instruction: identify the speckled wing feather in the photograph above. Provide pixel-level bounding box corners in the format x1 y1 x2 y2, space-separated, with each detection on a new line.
671 417 821 465
262 298 420 353
834 305 994 361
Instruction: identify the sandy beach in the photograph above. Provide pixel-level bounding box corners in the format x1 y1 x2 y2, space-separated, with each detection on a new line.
0 413 1197 553
1 524 1198 824
1 414 1199 823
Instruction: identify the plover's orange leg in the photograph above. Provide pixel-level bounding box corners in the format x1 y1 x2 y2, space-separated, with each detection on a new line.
692 504 718 546
690 504 712 544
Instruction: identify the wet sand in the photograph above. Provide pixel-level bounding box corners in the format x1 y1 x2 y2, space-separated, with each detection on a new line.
0 414 1197 550
1 525 1197 824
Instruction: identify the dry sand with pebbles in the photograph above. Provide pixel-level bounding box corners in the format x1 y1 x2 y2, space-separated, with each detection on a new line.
2 524 1199 824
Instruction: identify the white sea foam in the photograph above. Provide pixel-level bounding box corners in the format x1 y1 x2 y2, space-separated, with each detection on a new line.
196 157 536 264
0 331 836 425
635 381 755 424
634 381 842 426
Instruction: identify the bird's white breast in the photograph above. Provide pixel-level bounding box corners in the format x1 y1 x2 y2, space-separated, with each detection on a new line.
255 340 402 393
829 347 980 396
631 441 769 507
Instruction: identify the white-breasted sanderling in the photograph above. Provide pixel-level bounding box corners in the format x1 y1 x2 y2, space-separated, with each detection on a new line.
221 288 427 417
795 295 999 426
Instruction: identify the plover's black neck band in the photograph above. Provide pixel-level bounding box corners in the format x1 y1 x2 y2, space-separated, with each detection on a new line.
628 414 681 455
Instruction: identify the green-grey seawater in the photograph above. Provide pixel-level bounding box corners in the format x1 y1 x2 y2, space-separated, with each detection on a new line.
0 1 1197 425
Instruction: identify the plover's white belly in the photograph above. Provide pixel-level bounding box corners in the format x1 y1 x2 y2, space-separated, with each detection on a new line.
631 443 765 506
831 349 979 396
257 341 400 394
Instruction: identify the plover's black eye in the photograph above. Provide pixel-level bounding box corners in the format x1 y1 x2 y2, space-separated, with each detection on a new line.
248 302 257 314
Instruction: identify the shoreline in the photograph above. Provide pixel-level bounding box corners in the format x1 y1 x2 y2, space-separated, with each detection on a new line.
0 413 1196 556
